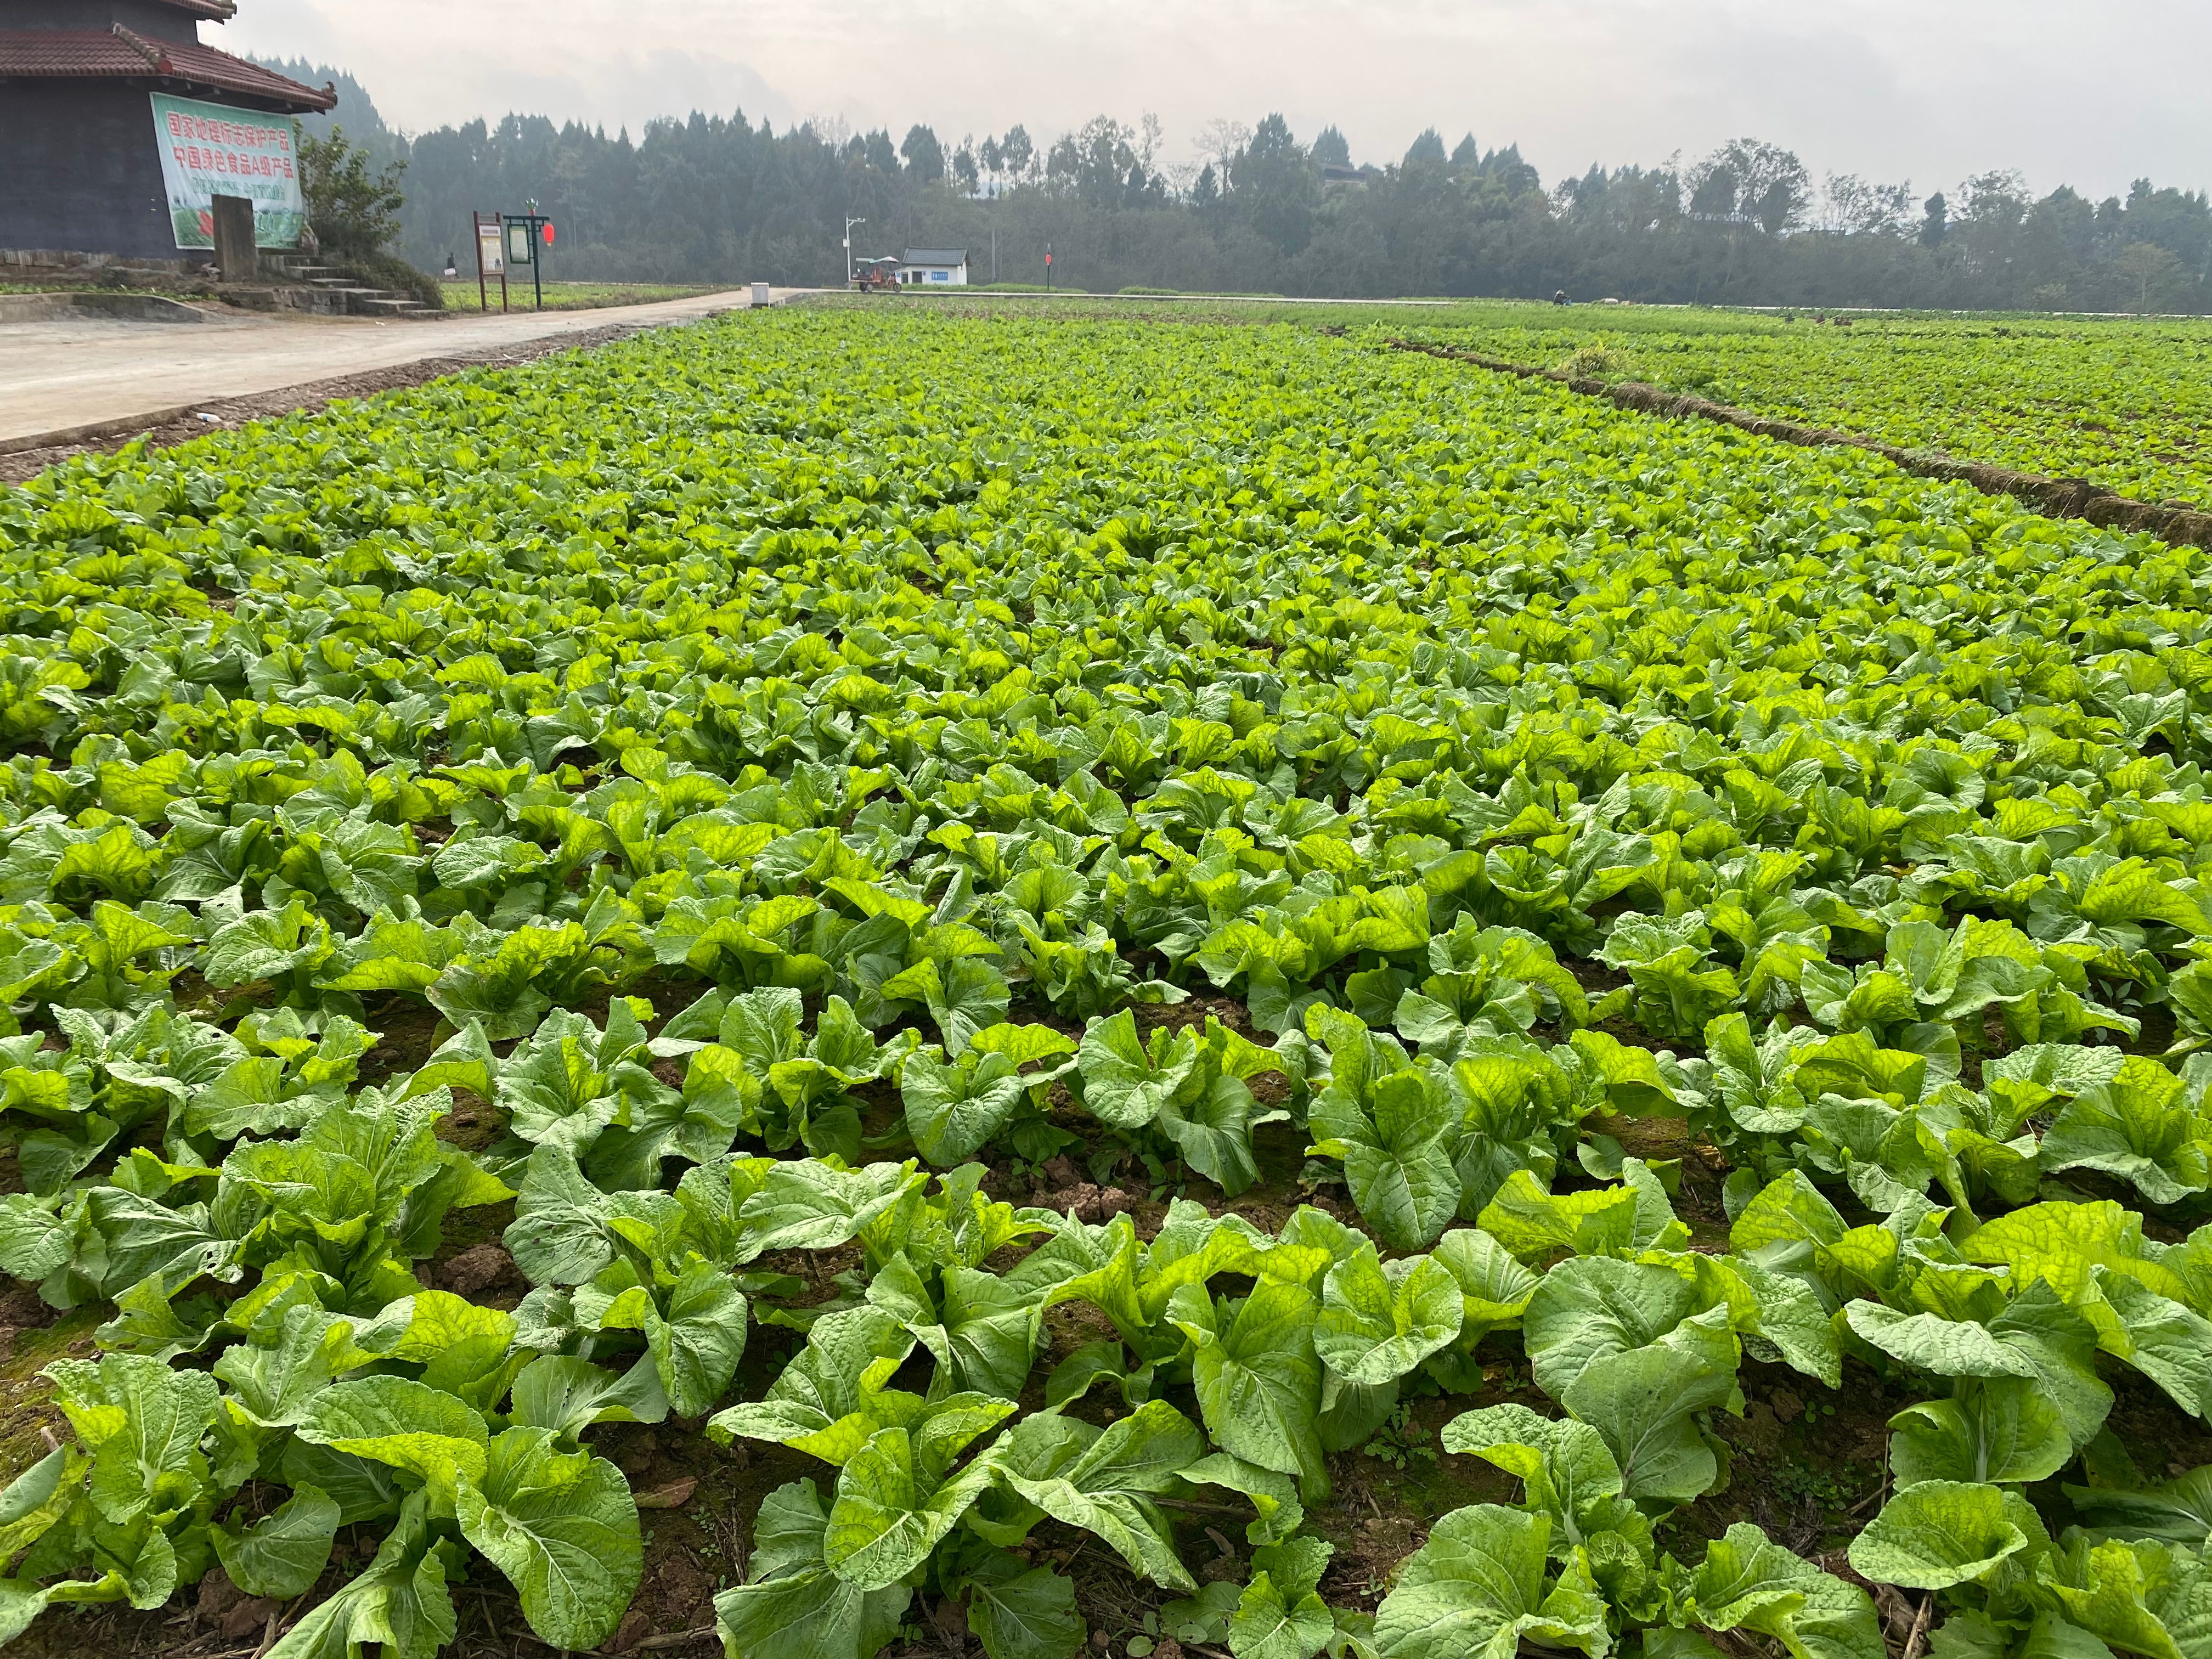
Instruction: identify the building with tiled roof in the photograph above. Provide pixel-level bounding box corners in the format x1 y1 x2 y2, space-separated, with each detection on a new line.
898 249 969 286
1 0 335 260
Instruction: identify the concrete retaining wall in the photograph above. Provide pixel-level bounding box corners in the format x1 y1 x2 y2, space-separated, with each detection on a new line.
0 292 216 324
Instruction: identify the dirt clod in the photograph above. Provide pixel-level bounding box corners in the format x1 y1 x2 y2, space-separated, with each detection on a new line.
932 1596 970 1646
1199 1553 1244 1585
1047 1183 1102 1220
194 1568 244 1623
222 1595 280 1640
441 1243 520 1295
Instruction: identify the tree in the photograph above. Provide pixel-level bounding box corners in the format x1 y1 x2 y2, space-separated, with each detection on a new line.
1450 133 1480 166
297 123 405 255
1045 133 1079 190
1311 125 1351 168
2114 241 2184 312
1231 114 1317 254
953 140 980 193
258 57 406 170
320 67 2212 315
1957 170 2030 232
1690 139 1806 230
2121 178 2212 279
901 125 945 183
1947 171 2031 283
1057 115 1140 207
1689 165 1739 221
1194 117 1252 177
1404 127 1447 166
1752 179 1798 234
1822 174 1913 236
1138 112 1164 174
1920 190 1948 247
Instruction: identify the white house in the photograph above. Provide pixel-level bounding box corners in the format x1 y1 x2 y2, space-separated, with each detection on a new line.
899 249 969 286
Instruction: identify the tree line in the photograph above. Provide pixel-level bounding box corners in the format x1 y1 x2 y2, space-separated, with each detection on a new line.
258 60 2212 313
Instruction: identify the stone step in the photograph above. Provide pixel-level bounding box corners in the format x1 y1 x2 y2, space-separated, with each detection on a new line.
252 259 444 317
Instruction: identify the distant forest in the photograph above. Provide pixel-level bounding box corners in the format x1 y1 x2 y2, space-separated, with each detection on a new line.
257 58 2212 312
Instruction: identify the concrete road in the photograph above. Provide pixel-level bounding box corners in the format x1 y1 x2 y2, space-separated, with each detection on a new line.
0 287 808 449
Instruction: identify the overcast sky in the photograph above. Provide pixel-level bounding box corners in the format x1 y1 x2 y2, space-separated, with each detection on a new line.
229 0 2208 201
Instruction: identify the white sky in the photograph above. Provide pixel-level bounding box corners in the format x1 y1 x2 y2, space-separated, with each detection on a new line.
227 0 2210 200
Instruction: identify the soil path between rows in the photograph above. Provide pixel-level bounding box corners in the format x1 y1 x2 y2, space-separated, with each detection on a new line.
0 286 812 481
1390 337 2212 552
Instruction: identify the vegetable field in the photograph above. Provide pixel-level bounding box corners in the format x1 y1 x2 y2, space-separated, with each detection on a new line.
1395 307 2212 510
3 306 2212 1659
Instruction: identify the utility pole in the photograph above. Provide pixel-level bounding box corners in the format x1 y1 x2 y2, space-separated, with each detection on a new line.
844 216 865 286
990 221 996 284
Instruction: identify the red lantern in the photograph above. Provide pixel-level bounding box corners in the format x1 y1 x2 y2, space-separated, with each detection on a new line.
542 222 556 245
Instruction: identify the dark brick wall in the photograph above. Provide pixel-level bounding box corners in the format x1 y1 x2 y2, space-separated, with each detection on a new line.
9 1 204 44
0 81 193 258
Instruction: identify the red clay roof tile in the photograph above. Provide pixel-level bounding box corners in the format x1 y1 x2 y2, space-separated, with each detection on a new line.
0 26 332 109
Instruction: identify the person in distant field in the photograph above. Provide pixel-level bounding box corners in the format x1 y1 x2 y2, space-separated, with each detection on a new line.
1553 289 1568 305
443 253 459 278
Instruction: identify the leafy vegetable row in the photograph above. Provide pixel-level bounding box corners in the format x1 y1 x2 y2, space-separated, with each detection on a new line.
4 305 2212 1656
1385 310 2212 510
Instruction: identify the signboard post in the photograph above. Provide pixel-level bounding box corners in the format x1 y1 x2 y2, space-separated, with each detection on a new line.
149 92 306 250
473 210 507 313
502 200 553 311
1044 241 1053 294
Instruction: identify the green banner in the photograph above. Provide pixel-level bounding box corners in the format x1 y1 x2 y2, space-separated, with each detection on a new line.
149 92 307 250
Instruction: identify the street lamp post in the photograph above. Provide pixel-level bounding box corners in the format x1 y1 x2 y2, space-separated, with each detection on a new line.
526 197 544 312
844 217 865 287
502 199 551 311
